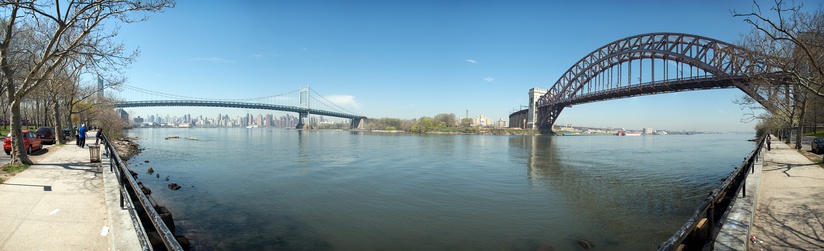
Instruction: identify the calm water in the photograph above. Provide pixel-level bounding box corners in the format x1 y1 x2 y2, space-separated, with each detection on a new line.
126 128 755 250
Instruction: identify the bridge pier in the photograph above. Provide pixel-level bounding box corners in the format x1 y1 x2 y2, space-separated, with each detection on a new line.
350 118 367 130
296 112 309 129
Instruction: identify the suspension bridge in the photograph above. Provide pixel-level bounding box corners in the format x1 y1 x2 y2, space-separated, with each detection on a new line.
509 32 787 131
112 85 367 129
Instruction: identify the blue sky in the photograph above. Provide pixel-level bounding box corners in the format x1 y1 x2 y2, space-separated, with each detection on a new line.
109 0 817 131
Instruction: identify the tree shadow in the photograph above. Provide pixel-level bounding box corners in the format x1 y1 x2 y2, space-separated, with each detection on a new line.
752 204 824 250
29 148 50 156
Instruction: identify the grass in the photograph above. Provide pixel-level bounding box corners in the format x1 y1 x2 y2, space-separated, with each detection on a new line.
0 125 39 136
0 163 30 183
2 164 30 173
805 130 824 137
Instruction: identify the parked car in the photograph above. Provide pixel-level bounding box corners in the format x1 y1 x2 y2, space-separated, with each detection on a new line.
63 128 71 140
4 130 43 155
812 137 824 154
35 127 56 145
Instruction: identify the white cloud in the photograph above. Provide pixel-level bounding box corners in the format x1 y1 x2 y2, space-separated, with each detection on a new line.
188 57 235 63
325 95 361 110
718 109 726 113
484 76 494 83
252 54 264 59
466 59 477 64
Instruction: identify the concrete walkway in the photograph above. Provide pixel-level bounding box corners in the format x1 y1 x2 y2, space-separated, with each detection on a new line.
750 139 824 250
0 140 141 250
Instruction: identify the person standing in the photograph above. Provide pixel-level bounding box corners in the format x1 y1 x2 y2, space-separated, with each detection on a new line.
95 128 103 145
767 134 772 151
78 124 87 148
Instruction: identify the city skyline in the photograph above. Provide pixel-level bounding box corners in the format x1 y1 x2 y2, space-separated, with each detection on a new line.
107 1 821 132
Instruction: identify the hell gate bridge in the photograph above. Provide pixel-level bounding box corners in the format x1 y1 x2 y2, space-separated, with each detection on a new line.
509 32 785 131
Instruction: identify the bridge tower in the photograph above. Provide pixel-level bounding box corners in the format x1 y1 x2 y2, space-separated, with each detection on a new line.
526 88 547 130
296 87 310 129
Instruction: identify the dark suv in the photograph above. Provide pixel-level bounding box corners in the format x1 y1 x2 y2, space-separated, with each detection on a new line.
812 138 824 154
35 127 55 145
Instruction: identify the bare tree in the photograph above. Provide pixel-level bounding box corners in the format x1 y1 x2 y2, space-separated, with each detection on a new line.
734 1 824 97
733 0 824 148
0 0 173 165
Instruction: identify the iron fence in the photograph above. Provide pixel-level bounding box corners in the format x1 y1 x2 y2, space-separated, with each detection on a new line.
658 135 766 250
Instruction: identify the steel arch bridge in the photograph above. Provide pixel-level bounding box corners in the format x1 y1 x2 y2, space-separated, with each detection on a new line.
531 32 781 131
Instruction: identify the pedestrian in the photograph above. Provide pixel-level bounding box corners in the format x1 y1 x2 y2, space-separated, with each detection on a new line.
767 134 771 151
95 128 103 145
78 124 87 148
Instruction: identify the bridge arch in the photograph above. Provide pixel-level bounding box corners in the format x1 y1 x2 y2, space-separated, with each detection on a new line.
534 32 779 131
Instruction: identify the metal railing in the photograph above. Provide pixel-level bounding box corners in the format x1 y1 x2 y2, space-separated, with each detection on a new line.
101 134 184 251
658 135 766 250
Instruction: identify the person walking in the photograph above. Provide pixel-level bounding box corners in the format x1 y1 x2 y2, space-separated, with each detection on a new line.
767 134 772 151
78 124 87 148
95 128 103 145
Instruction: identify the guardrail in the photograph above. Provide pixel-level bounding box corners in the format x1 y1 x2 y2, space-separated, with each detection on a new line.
658 135 766 250
101 134 186 251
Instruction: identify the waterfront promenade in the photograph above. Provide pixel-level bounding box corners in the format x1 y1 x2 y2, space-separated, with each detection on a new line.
749 139 824 250
0 140 140 250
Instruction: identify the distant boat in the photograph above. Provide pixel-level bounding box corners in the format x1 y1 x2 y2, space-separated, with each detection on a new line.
616 131 642 136
165 133 180 139
246 125 258 129
187 137 198 141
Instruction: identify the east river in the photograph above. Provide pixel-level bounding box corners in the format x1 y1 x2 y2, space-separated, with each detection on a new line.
125 128 755 250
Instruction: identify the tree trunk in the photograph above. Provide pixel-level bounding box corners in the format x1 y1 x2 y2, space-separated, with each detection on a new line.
795 98 807 149
51 100 64 145
8 93 32 165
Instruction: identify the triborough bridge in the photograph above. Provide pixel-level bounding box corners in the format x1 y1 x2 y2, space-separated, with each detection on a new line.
509 32 786 132
111 85 367 129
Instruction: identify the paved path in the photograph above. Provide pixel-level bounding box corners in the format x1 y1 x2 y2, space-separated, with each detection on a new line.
0 140 141 250
750 139 824 250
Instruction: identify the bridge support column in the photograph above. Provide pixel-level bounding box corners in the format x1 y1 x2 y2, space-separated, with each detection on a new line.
350 118 367 130
536 105 562 134
296 112 309 129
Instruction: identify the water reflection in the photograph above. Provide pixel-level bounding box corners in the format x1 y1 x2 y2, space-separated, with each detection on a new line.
129 129 753 251
508 135 748 249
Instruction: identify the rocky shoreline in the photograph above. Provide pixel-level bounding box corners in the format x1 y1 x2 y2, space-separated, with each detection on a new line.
111 137 142 160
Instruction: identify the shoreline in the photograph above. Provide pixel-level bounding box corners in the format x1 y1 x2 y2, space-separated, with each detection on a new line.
112 137 142 160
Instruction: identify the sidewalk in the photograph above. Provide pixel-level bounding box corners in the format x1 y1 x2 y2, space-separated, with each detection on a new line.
0 141 140 250
750 139 824 250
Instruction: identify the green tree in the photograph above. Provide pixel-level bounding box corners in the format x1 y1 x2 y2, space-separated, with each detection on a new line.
411 117 435 133
433 113 456 127
460 118 472 127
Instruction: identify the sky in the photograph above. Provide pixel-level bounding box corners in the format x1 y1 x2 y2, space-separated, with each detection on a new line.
107 0 821 132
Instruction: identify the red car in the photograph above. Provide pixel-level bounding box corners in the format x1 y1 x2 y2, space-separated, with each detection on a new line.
4 130 43 155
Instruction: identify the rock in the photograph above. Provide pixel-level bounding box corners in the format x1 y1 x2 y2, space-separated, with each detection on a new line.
156 173 160 178
147 167 154 174
144 160 150 163
164 176 169 181
168 183 181 190
575 239 594 250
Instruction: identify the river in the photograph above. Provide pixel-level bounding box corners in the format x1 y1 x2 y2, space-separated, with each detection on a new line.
125 128 755 250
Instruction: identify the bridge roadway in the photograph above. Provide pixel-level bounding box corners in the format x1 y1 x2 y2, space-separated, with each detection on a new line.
116 100 367 128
